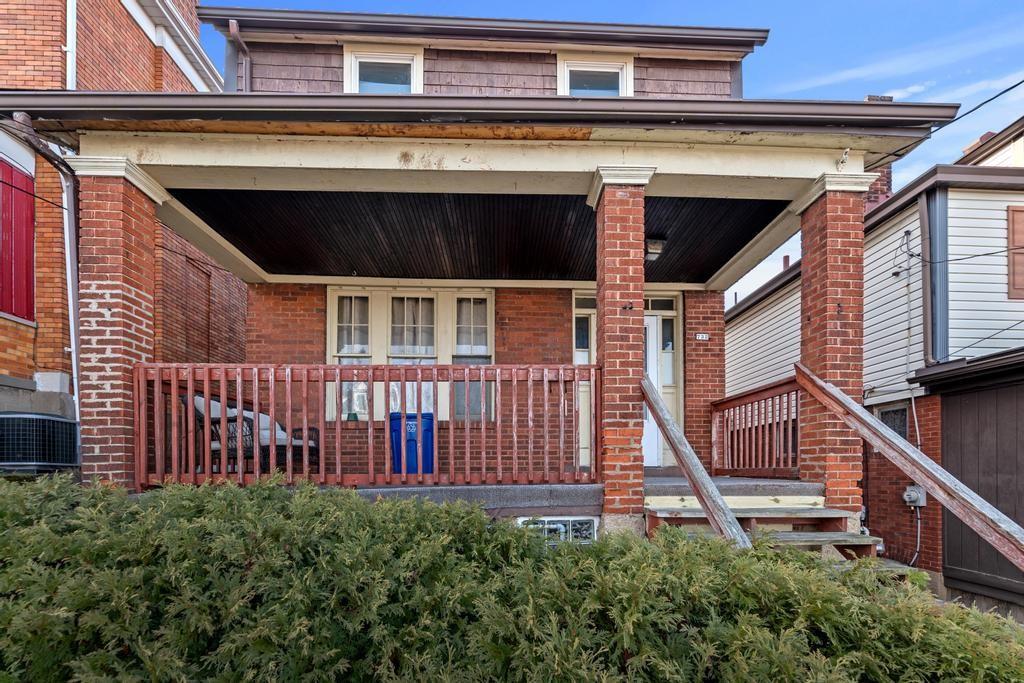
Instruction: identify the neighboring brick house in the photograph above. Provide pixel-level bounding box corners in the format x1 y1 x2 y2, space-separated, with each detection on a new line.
724 115 1024 610
2 5 981 555
0 0 241 436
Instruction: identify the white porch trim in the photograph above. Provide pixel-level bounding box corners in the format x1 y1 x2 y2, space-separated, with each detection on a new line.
65 156 171 204
586 164 656 207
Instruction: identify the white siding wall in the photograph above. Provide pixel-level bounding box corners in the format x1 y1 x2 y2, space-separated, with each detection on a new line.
946 188 1024 359
974 135 1022 167
863 207 926 405
724 279 800 395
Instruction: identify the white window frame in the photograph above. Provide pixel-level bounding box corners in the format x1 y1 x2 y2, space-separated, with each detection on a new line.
326 286 494 420
343 43 424 94
556 52 634 97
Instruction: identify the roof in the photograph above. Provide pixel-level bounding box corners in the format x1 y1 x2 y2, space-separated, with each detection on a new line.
913 346 1024 392
199 6 770 54
0 91 958 130
725 163 1024 325
956 114 1024 166
725 260 800 323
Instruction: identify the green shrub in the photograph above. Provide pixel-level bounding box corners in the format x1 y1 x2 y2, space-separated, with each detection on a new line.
0 476 1022 681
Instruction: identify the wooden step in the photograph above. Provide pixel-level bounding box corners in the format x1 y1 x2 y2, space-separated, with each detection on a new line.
761 531 880 547
646 506 853 520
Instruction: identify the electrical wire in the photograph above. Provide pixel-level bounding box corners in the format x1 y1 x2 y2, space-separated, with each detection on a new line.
941 319 1024 361
874 73 1024 167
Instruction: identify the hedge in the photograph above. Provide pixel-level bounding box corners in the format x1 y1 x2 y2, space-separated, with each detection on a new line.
1 476 1022 681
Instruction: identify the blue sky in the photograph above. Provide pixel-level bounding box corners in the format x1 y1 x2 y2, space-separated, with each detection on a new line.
199 0 1024 300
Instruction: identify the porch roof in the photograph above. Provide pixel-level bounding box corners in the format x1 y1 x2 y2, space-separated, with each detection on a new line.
170 189 787 282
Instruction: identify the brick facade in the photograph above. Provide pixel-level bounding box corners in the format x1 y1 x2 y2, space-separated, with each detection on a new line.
0 319 35 379
0 0 65 89
683 290 726 470
32 162 71 376
77 176 158 485
864 164 893 212
246 284 327 364
595 185 646 521
154 228 247 364
799 190 866 512
494 288 572 365
865 394 943 572
76 0 157 91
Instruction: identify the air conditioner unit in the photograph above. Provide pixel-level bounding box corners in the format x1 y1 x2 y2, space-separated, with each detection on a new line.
0 413 79 474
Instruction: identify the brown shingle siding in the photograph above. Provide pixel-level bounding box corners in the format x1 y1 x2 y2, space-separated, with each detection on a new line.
634 58 733 99
244 43 343 93
423 49 556 96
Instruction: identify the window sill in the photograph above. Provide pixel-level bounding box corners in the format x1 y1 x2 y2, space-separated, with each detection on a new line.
0 311 37 329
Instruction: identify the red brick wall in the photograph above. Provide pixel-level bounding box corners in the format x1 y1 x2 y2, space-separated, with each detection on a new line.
154 47 194 92
77 176 158 486
595 185 646 517
76 0 156 91
33 162 70 375
865 165 893 212
494 288 572 364
0 319 35 379
246 284 326 364
683 290 725 469
799 191 866 512
865 394 943 572
154 228 247 364
0 0 65 89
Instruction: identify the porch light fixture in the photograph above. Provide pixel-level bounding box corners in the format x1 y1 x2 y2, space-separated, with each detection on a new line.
645 238 666 262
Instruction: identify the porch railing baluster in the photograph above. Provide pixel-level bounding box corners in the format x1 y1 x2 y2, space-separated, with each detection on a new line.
711 377 800 479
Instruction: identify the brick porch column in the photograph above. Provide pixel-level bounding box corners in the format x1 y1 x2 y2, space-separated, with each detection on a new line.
70 158 168 487
587 165 655 534
796 173 876 512
682 290 725 471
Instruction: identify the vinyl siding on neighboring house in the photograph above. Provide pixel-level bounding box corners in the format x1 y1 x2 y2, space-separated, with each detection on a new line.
863 206 926 406
975 143 1015 167
945 188 1024 359
724 278 800 395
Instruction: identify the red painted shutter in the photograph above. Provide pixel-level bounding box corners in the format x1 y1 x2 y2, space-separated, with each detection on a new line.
0 159 35 321
1011 206 1024 300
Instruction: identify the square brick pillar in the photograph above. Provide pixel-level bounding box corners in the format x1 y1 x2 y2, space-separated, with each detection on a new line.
797 174 875 512
588 165 655 535
74 165 163 487
682 290 725 471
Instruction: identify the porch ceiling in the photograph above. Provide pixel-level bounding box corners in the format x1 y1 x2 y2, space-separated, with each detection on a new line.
169 189 787 282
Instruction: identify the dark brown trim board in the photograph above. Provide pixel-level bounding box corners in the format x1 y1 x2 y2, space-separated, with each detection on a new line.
956 114 1024 166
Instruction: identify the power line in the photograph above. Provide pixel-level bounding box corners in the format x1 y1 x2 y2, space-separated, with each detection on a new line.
0 176 66 210
941 319 1024 361
875 74 1024 167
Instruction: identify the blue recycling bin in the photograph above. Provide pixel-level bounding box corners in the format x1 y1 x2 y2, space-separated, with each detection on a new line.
389 412 434 474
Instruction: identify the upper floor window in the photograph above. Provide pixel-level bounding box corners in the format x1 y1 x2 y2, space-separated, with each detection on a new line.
0 159 34 323
557 53 633 97
344 44 424 94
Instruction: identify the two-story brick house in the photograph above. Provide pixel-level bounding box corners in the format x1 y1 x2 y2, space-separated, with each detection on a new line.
0 5 965 542
0 0 246 464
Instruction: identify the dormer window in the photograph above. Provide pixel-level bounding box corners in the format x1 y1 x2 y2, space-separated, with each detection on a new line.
557 53 634 97
343 44 424 94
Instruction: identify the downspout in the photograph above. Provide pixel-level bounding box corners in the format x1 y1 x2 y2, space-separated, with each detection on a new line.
917 193 938 366
64 0 77 89
228 19 251 92
6 113 81 421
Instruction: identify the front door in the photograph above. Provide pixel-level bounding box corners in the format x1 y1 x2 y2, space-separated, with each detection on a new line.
642 315 662 466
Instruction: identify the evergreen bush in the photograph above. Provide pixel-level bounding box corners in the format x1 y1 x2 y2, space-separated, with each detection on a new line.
1 475 1022 681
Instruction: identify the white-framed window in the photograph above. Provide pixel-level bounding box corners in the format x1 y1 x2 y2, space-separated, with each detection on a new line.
326 287 494 419
518 516 600 545
343 44 424 94
557 53 633 97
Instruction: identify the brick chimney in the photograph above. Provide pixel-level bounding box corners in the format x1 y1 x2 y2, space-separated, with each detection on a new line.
864 164 893 212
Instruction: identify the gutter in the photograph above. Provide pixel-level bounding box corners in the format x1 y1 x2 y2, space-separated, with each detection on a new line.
0 92 960 128
3 114 81 421
198 6 770 53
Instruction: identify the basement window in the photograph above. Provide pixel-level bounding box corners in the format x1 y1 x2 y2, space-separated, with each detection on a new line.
877 405 909 440
518 516 599 545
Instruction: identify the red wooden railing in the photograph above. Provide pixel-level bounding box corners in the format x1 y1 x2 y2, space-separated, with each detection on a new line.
133 364 600 489
711 377 799 479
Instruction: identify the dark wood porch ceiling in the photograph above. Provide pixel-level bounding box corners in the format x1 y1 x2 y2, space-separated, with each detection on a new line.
169 190 787 282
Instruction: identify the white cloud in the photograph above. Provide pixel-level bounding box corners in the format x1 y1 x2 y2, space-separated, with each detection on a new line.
928 68 1024 103
883 81 935 100
776 20 1024 93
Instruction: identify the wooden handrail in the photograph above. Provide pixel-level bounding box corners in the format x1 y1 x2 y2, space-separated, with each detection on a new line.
641 375 751 548
711 376 799 411
795 362 1024 572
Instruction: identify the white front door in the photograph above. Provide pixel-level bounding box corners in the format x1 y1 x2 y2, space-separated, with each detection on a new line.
642 315 662 466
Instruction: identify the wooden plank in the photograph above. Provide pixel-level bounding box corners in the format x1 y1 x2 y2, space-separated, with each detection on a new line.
170 367 180 484
641 375 750 548
496 368 504 483
202 368 211 480
795 362 1024 572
